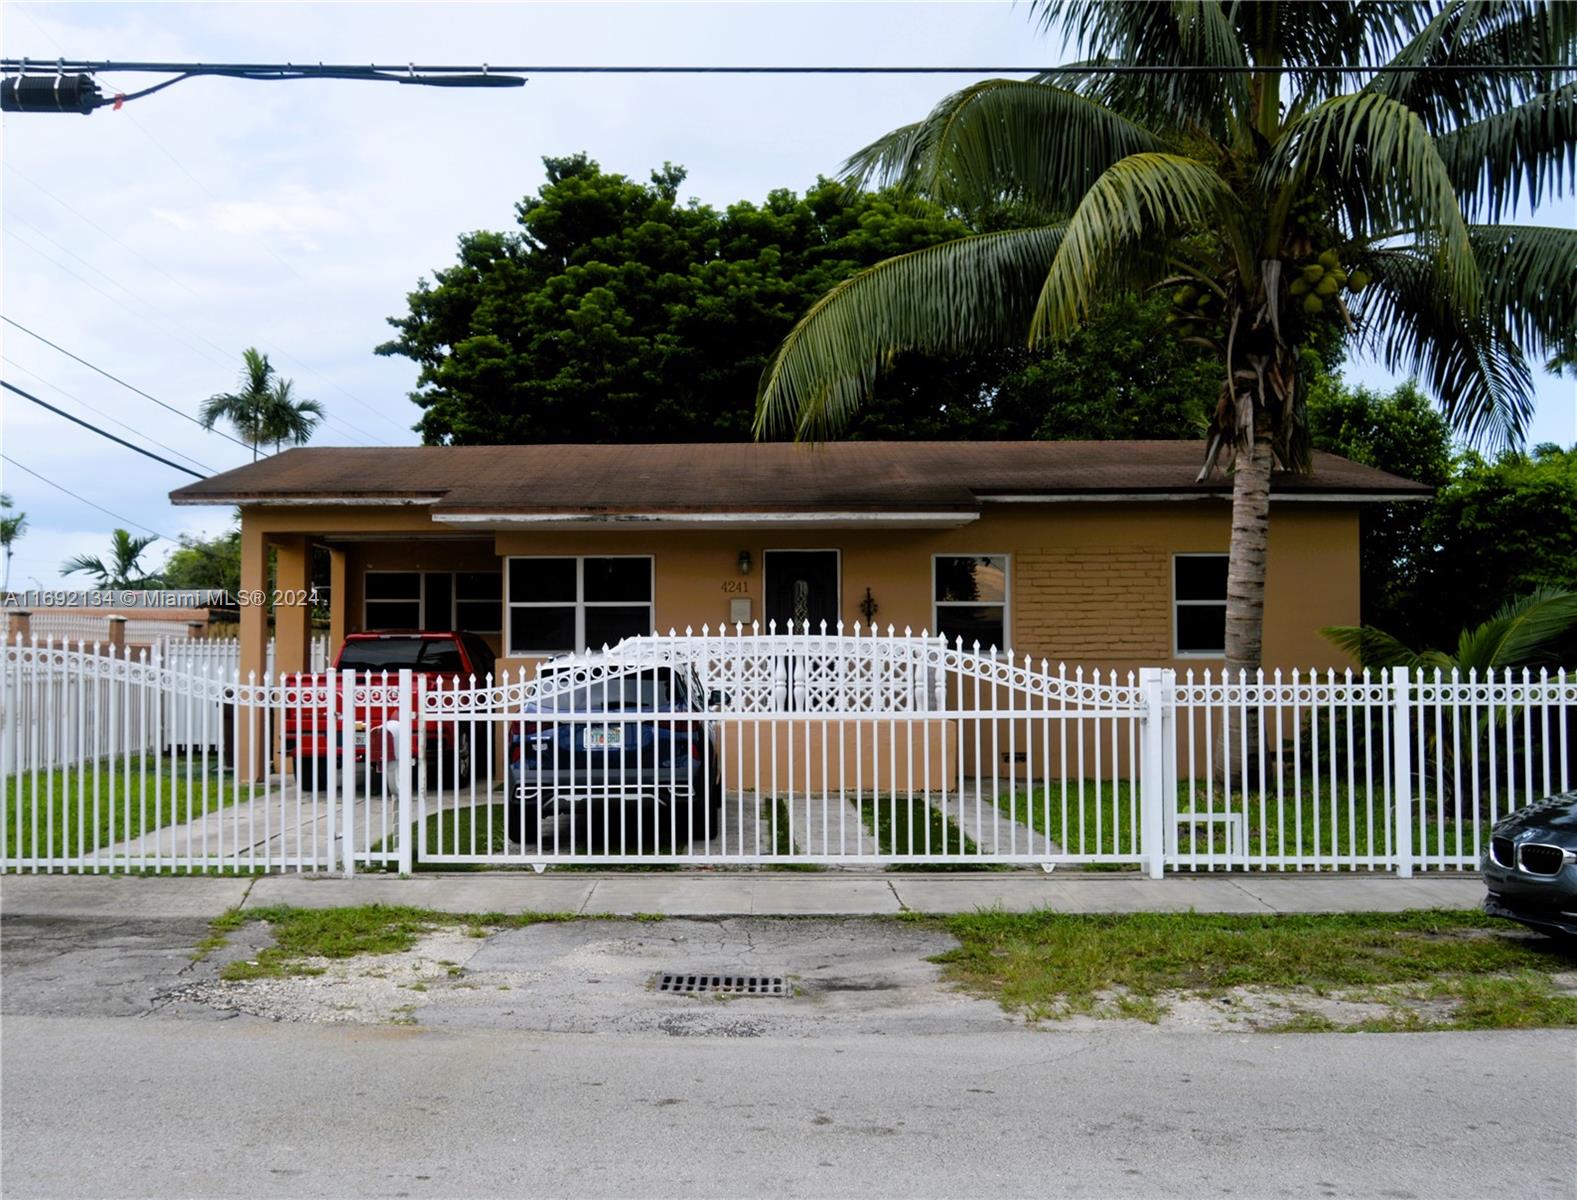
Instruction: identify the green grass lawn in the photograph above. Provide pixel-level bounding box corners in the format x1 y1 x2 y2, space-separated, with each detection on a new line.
5 756 243 863
1003 779 1492 870
928 908 1577 1030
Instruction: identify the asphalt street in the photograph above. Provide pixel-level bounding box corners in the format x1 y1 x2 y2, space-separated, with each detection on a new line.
4 1014 1573 1199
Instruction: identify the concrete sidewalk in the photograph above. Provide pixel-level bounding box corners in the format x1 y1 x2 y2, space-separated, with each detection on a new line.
0 870 1488 920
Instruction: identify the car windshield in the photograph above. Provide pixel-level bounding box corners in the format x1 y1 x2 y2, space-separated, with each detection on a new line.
337 638 464 674
535 671 679 712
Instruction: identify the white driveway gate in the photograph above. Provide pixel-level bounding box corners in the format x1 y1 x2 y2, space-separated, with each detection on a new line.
413 627 1155 871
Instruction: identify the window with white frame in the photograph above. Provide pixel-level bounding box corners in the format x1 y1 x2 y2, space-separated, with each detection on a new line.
933 555 1008 650
1174 554 1228 655
507 556 653 654
363 570 502 634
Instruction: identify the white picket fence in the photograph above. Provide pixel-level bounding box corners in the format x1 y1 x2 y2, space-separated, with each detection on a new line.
2 627 1573 875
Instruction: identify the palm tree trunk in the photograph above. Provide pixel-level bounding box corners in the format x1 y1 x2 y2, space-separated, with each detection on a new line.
1224 422 1273 678
1219 418 1273 788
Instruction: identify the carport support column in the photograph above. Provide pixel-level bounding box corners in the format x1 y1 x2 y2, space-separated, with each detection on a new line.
328 547 348 652
1139 668 1168 879
237 521 269 782
273 536 313 677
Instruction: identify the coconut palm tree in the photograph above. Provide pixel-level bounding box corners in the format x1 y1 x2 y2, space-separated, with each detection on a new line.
0 492 26 593
260 378 325 454
756 1 1576 677
61 529 163 589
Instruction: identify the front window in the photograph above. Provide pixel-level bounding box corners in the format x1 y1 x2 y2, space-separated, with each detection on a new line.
507 556 654 654
933 555 1008 650
363 572 421 629
1174 554 1228 655
363 569 502 634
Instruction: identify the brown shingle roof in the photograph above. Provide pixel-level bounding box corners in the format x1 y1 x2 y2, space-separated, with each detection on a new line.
169 441 1429 512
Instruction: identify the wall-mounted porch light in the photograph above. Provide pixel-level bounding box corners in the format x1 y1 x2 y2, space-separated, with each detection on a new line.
738 550 752 575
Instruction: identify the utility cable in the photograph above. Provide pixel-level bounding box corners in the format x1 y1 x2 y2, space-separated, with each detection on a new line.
2 317 256 452
2 379 206 478
6 58 1573 79
0 453 174 539
1 356 217 473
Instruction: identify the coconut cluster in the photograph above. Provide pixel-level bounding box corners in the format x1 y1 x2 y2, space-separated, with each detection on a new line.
1288 248 1369 315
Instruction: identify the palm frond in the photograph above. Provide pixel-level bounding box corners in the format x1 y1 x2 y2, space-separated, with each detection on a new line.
1373 0 1577 130
1433 84 1577 222
1473 587 1577 669
840 79 1165 216
1029 153 1242 343
1267 91 1481 312
754 225 1066 440
1468 224 1577 366
1320 624 1433 670
1355 248 1534 449
1030 1 1249 129
60 553 107 582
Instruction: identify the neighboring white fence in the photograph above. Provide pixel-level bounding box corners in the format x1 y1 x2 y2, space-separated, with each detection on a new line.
3 627 1573 875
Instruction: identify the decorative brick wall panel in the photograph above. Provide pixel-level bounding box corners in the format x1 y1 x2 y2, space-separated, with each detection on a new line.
1013 548 1172 660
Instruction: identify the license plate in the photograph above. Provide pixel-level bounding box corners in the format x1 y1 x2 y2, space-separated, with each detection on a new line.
584 725 622 750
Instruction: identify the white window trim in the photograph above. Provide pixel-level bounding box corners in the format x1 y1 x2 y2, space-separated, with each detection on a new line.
1173 552 1229 658
363 569 502 633
931 553 1011 654
505 555 655 656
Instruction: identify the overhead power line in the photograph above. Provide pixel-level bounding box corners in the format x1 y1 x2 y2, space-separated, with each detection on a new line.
3 56 1570 111
0 453 174 540
3 379 206 478
2 316 255 453
1 356 216 474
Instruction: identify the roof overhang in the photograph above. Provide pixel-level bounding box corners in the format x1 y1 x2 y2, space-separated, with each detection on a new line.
979 492 1430 504
429 510 981 530
170 494 446 507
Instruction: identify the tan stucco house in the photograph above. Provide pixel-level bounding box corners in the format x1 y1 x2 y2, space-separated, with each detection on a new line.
168 441 1428 682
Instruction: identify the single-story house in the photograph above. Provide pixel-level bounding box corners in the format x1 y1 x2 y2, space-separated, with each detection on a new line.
169 441 1427 685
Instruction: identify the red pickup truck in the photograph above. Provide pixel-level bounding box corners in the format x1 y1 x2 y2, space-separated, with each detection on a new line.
283 631 496 790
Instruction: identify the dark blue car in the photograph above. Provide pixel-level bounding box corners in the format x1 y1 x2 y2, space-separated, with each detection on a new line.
506 666 723 848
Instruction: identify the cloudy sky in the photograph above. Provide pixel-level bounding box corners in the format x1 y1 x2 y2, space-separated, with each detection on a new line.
2 0 1572 591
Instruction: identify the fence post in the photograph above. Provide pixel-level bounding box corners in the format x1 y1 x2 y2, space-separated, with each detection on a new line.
1392 665 1414 878
1140 667 1167 879
396 668 414 876
341 671 356 878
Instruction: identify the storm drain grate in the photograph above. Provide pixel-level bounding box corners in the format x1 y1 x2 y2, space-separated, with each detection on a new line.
657 973 788 997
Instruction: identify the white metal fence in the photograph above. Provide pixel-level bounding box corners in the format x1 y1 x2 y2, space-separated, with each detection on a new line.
3 627 1573 875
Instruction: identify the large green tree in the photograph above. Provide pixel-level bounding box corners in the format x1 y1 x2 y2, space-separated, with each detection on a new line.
1305 378 1454 635
1415 444 1577 647
379 155 982 443
756 1 1577 674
